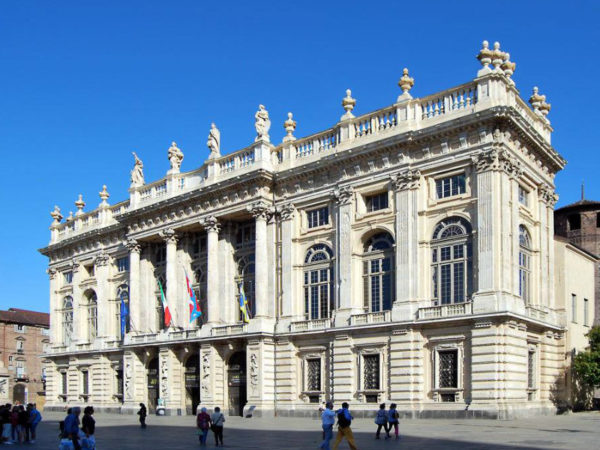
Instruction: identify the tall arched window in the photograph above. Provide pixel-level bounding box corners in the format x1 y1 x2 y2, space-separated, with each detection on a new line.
62 296 74 345
85 290 98 342
519 225 532 303
235 254 255 321
117 284 129 337
363 232 395 312
431 217 473 304
303 244 334 320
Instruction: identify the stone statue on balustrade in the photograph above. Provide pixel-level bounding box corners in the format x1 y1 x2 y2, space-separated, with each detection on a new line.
167 141 184 174
207 123 221 159
130 152 145 187
254 104 271 142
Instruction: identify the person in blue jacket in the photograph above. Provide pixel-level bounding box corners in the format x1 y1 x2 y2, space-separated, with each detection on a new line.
63 406 82 450
319 401 336 450
332 402 357 450
28 403 42 443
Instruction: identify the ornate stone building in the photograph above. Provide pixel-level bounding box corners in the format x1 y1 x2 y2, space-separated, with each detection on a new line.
41 42 586 418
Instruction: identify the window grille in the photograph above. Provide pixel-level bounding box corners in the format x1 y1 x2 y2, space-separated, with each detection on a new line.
82 370 89 396
306 359 321 391
363 354 380 390
366 192 389 212
61 372 68 395
435 174 466 199
438 350 458 388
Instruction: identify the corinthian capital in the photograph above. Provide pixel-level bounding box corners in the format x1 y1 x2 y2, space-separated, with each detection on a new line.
391 168 421 191
159 228 178 244
539 183 558 207
278 203 296 221
332 186 353 205
201 216 221 233
94 252 111 267
471 148 519 176
248 201 270 220
125 238 141 254
47 267 57 280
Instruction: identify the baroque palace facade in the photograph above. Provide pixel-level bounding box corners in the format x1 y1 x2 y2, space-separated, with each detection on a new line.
41 42 578 419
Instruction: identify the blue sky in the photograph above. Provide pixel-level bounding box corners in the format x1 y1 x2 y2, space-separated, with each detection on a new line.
1 1 598 312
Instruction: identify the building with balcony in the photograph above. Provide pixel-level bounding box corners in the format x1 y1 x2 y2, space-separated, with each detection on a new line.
0 308 50 406
39 41 591 418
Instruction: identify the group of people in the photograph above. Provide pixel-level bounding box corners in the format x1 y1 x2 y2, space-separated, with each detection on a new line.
59 406 95 450
0 403 42 444
320 402 400 450
196 406 226 446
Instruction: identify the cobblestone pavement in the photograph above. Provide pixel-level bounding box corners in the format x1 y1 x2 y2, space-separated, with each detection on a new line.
16 411 600 449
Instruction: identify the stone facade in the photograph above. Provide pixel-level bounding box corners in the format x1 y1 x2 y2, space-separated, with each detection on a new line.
0 309 50 406
554 200 600 325
40 42 588 418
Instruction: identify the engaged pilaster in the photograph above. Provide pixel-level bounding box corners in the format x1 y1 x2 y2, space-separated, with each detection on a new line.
333 186 356 326
160 229 179 328
203 217 221 325
94 252 111 339
249 202 270 320
126 238 142 334
278 203 297 330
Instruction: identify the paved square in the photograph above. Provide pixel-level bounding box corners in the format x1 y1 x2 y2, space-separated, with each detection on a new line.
23 411 600 449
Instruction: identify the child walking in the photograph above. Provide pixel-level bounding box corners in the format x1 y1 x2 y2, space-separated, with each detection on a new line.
374 403 388 439
387 403 400 440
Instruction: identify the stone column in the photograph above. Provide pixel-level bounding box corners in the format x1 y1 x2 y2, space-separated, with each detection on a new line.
71 261 82 345
126 239 142 333
278 204 296 329
203 217 221 325
333 186 355 326
94 253 111 339
160 229 179 328
249 202 270 320
391 169 421 321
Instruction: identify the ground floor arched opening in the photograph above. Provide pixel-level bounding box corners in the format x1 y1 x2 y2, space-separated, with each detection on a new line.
147 357 159 413
185 353 200 415
227 351 247 416
13 383 26 404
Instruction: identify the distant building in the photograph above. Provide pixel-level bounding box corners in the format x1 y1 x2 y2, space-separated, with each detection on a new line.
554 197 600 325
0 308 50 406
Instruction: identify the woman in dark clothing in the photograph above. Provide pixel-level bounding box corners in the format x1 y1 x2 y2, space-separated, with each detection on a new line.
81 406 96 449
17 406 29 444
137 403 147 428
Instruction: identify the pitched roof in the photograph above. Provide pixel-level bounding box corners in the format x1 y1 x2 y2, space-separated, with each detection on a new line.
0 308 49 327
555 199 600 213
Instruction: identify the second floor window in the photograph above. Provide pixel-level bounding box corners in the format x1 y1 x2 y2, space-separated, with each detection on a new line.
63 271 73 285
519 226 532 303
518 186 529 207
366 192 389 212
307 207 329 228
363 232 395 312
85 290 98 341
303 244 334 320
62 296 74 346
436 174 466 199
117 257 129 273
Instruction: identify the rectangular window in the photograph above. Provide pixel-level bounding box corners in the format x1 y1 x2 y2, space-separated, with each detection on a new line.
42 328 50 336
14 324 26 333
571 294 577 323
64 271 73 284
527 350 536 390
85 265 95 278
306 358 321 391
568 214 581 231
307 207 329 228
16 362 26 378
61 372 68 396
363 354 380 390
438 350 458 388
435 174 466 199
116 369 124 399
518 186 529 207
16 340 24 352
82 371 89 396
584 298 589 326
366 192 389 212
117 257 129 273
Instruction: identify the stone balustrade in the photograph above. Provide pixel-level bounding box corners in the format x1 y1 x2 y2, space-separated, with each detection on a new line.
526 305 549 321
211 324 247 336
350 310 391 325
418 301 473 320
290 318 332 332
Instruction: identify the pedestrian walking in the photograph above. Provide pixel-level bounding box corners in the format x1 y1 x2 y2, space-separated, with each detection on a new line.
387 403 400 440
196 407 211 446
374 403 388 439
10 406 18 443
81 406 96 449
63 406 82 450
332 402 357 450
319 401 336 450
0 404 12 444
210 406 225 447
28 403 42 443
137 403 147 428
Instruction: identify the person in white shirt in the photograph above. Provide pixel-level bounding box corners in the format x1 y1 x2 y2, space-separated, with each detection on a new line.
320 402 335 450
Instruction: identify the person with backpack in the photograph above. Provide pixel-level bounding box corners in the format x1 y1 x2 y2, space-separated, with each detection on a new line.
387 403 400 440
319 401 336 450
137 403 147 429
196 407 211 446
374 403 388 439
332 402 357 450
210 406 225 447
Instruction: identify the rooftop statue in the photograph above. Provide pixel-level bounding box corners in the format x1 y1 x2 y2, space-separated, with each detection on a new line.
207 123 221 159
130 152 145 187
254 104 271 142
168 141 184 173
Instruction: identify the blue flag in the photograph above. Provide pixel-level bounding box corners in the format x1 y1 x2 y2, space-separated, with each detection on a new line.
239 283 250 323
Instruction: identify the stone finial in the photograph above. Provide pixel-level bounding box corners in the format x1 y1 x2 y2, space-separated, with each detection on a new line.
99 185 110 206
491 41 506 71
207 123 221 159
341 89 356 120
529 86 546 114
539 98 551 117
254 105 271 142
50 205 63 225
476 40 493 72
167 141 184 174
66 211 74 222
283 112 297 142
397 68 415 102
75 194 85 216
501 52 516 83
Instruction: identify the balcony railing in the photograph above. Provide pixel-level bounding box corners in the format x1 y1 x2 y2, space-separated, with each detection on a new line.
350 310 391 326
290 318 332 332
526 305 548 321
211 324 247 337
418 301 473 320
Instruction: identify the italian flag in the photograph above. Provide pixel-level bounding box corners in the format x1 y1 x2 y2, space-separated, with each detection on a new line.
157 279 172 327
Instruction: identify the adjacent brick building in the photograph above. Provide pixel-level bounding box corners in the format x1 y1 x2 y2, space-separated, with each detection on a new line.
555 198 600 325
0 308 50 406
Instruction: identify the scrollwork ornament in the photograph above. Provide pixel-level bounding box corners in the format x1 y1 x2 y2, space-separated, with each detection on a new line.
332 186 353 205
126 238 141 254
472 148 516 175
391 168 421 191
539 183 558 207
202 216 221 233
94 252 110 267
278 203 296 221
159 228 178 245
248 201 270 220
47 267 58 280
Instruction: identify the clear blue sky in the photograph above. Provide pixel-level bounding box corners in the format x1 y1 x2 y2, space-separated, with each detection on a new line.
1 1 598 312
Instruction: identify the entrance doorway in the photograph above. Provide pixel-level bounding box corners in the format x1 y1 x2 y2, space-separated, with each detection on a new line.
147 357 159 413
227 351 247 416
185 354 200 415
13 384 25 404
